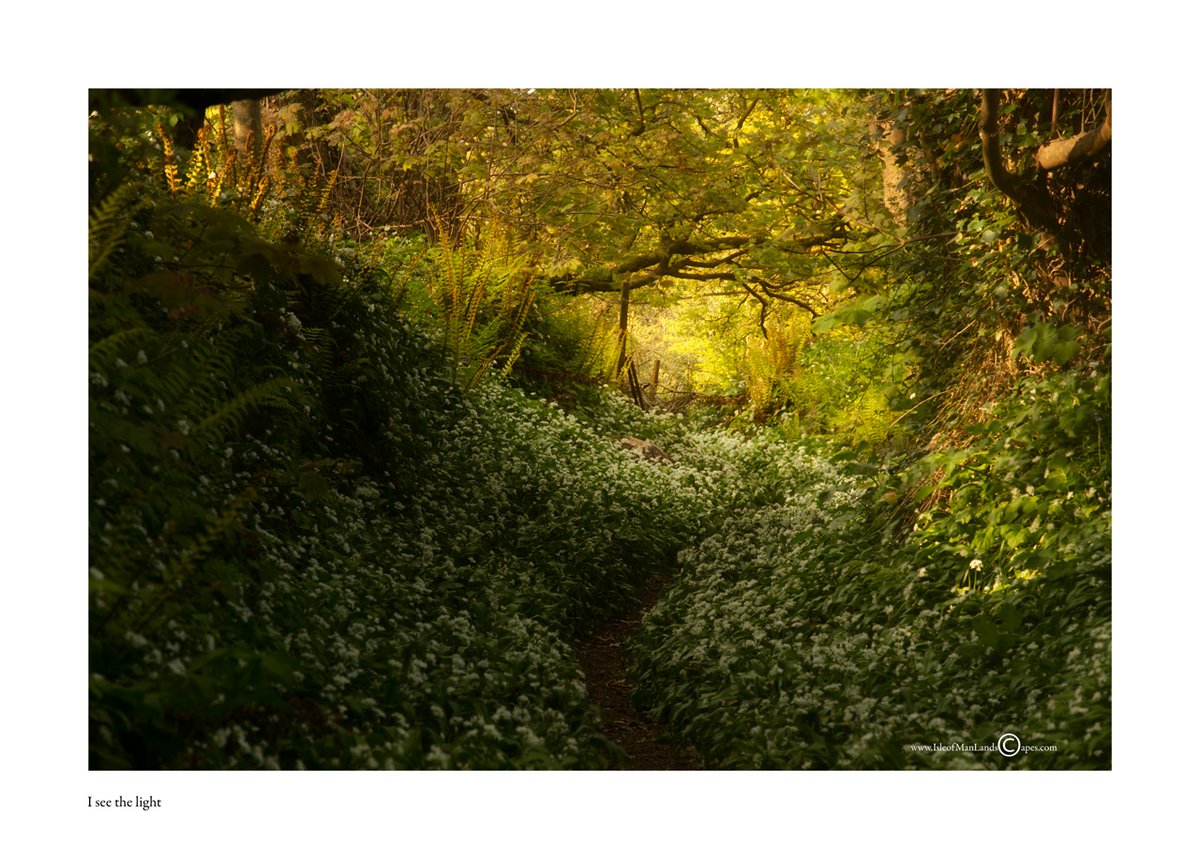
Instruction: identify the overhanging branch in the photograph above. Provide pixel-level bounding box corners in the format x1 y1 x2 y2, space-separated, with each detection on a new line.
1036 92 1112 171
545 228 844 296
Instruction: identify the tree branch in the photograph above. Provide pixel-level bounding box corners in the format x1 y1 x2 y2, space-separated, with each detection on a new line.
749 277 820 318
631 89 646 137
979 90 1060 234
544 229 845 297
1035 92 1111 171
739 280 771 337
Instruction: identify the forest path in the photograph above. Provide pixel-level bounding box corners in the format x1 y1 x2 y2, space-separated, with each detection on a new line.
574 570 704 770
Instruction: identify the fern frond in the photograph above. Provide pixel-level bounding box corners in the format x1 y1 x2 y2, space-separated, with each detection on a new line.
317 168 338 213
185 125 211 191
209 160 234 206
187 376 300 450
299 325 339 373
324 357 368 391
249 175 271 219
132 485 259 631
458 278 487 366
158 123 183 196
89 327 154 372
170 329 252 418
498 332 528 378
254 122 277 179
89 184 145 283
509 283 535 334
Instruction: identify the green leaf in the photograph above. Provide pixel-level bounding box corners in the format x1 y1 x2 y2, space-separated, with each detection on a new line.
1052 339 1080 364
997 603 1024 633
972 616 999 648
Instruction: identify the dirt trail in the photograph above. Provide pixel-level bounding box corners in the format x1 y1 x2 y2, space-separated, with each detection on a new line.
575 571 704 770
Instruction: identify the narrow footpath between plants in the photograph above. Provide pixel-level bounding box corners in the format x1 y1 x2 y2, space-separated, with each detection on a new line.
575 570 704 770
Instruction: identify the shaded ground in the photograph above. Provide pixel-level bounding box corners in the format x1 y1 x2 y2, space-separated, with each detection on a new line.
575 571 704 770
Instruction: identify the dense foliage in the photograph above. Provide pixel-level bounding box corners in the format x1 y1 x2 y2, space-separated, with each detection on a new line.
89 87 1110 770
88 178 700 768
629 369 1110 768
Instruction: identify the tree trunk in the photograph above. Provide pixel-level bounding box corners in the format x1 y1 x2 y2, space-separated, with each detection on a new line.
876 122 910 229
231 98 263 161
617 279 631 374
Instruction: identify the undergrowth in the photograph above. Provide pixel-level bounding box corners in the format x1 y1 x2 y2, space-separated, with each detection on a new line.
88 187 1111 768
88 183 696 768
627 361 1110 769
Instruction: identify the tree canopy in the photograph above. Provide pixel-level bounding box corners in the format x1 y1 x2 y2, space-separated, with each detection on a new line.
289 90 891 309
